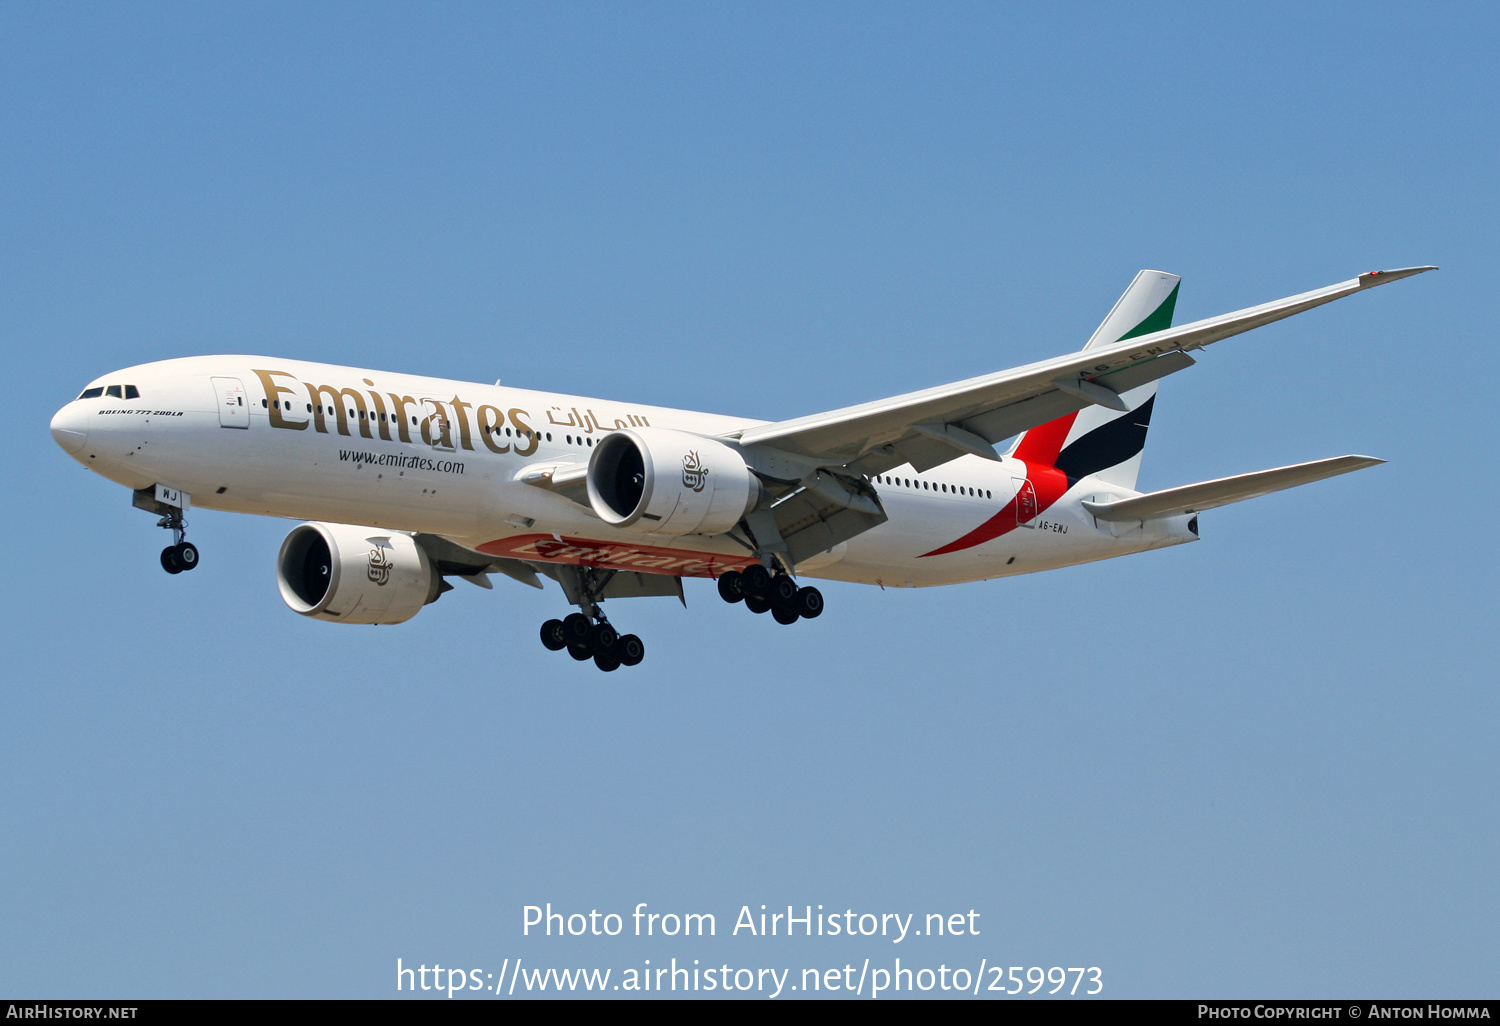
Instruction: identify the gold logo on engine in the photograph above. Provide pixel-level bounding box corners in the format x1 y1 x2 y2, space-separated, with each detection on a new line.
682 450 708 492
367 546 393 586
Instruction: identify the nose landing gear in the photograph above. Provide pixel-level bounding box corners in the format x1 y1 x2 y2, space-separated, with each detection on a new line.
160 538 200 574
716 567 822 625
134 486 201 575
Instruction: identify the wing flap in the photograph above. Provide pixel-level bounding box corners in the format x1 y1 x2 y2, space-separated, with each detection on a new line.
1081 455 1385 522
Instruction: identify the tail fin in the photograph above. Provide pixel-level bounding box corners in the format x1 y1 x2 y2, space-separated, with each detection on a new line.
1012 270 1180 489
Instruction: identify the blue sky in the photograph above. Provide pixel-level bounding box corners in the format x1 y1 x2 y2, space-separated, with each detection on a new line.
2 2 1495 998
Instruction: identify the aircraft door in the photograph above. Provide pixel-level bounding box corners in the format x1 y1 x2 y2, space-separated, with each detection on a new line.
418 398 456 452
211 377 250 428
1012 476 1037 527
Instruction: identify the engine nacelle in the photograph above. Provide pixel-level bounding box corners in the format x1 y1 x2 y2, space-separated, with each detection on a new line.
587 427 760 536
276 522 438 624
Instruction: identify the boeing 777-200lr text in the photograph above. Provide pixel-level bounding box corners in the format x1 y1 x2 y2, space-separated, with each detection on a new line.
50 266 1433 670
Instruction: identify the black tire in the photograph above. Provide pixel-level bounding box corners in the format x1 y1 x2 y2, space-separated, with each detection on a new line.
769 573 798 608
744 594 771 615
174 542 200 571
160 546 183 574
741 564 772 599
772 604 799 625
618 634 645 667
567 643 593 661
796 586 824 619
594 653 621 672
588 621 619 657
540 619 567 651
562 612 591 645
716 571 744 604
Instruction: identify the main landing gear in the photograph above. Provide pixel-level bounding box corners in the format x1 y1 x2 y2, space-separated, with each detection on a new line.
539 613 645 673
157 508 200 575
716 566 822 625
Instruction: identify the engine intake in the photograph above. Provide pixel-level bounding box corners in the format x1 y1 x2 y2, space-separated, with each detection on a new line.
276 522 438 624
587 428 760 536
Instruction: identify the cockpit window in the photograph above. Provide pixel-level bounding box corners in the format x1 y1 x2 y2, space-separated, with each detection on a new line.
86 384 141 399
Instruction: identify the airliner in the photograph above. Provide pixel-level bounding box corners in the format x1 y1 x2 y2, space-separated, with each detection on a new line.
49 266 1433 670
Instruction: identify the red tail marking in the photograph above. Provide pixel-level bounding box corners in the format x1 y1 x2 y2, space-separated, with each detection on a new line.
920 465 1069 557
1012 411 1078 466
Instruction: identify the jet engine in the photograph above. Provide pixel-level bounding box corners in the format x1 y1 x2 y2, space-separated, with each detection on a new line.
276 522 439 624
587 427 761 536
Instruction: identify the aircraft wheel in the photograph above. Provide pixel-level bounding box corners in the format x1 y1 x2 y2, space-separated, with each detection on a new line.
540 619 567 651
716 571 744 604
160 546 183 574
772 604 800 625
594 653 621 672
567 643 593 661
588 621 619 657
562 612 591 645
796 586 824 619
744 594 771 615
618 634 644 667
741 564 772 600
174 542 200 571
769 573 798 608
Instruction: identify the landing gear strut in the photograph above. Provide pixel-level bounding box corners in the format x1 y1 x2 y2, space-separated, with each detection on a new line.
716 567 822 625
538 568 645 671
540 613 645 671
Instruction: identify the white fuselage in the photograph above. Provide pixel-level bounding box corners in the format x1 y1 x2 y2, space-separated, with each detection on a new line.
50 356 1196 587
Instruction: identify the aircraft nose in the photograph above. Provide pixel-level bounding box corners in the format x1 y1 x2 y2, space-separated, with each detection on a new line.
50 403 89 455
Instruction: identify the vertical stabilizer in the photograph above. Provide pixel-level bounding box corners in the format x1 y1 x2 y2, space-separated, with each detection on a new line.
1083 270 1180 350
1013 270 1180 489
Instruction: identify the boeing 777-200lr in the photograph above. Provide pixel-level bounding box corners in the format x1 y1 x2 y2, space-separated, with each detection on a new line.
49 266 1434 670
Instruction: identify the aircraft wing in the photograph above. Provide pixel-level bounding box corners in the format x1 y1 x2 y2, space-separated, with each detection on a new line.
730 267 1434 475
1081 455 1385 522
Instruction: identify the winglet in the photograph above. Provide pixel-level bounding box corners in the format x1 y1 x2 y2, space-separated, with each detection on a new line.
1358 266 1438 288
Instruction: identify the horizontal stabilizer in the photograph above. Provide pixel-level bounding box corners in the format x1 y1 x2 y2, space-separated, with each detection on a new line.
1081 455 1385 522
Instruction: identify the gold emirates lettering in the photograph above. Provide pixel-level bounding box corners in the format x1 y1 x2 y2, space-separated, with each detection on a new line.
252 369 563 455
